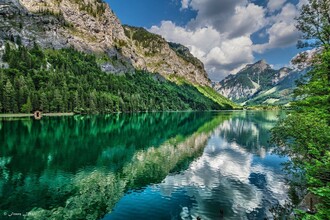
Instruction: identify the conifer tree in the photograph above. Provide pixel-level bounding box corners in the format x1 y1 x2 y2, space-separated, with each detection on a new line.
3 80 16 113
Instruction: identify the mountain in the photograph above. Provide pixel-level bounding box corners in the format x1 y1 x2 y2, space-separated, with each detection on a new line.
0 0 236 113
213 60 307 106
0 0 210 85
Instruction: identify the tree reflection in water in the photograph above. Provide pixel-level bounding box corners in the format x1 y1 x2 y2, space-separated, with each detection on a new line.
0 112 228 219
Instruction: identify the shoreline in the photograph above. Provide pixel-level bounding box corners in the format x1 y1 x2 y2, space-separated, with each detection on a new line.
0 113 74 118
0 109 284 119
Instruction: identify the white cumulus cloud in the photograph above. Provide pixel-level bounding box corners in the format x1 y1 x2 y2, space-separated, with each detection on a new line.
180 0 191 10
253 3 300 53
267 0 287 12
150 21 254 80
150 0 303 80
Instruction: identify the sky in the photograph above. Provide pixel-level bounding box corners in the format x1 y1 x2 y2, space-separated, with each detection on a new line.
106 0 308 81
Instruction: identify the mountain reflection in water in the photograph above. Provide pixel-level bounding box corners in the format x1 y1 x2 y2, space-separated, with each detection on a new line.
0 111 288 220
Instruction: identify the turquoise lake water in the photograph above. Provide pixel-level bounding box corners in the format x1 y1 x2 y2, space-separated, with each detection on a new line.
0 111 288 219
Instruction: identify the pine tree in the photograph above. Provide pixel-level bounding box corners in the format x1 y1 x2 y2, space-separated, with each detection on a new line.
3 80 16 113
53 89 63 112
21 96 32 113
14 75 28 111
88 90 97 113
40 92 49 113
73 91 81 110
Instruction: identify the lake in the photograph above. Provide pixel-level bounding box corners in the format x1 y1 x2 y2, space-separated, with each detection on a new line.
0 111 289 220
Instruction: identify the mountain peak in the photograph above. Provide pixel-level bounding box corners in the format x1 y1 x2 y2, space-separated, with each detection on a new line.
256 59 267 64
252 59 270 71
239 59 270 74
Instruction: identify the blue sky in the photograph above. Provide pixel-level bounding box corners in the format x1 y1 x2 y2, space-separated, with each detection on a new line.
107 0 307 81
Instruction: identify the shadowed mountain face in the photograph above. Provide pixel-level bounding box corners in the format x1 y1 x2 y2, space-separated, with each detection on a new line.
213 60 307 105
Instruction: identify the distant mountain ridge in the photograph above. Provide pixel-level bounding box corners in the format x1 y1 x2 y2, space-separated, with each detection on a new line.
213 60 307 105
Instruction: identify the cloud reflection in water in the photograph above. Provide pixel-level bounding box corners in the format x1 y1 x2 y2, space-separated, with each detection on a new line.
105 111 289 220
157 115 289 219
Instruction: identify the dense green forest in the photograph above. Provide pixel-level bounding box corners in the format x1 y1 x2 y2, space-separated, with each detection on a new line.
271 0 330 218
0 41 233 114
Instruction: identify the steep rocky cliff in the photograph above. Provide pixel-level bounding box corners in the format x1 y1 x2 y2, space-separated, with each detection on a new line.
0 0 210 85
121 26 210 85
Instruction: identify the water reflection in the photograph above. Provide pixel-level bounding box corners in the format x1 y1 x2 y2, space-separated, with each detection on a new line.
105 111 289 220
1 112 213 175
0 111 287 219
0 112 223 219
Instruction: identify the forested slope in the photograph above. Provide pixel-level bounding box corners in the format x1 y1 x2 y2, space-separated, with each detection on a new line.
0 42 234 114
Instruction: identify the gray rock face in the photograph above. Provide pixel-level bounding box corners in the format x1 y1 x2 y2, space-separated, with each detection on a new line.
1 0 70 49
213 60 278 102
0 0 210 85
